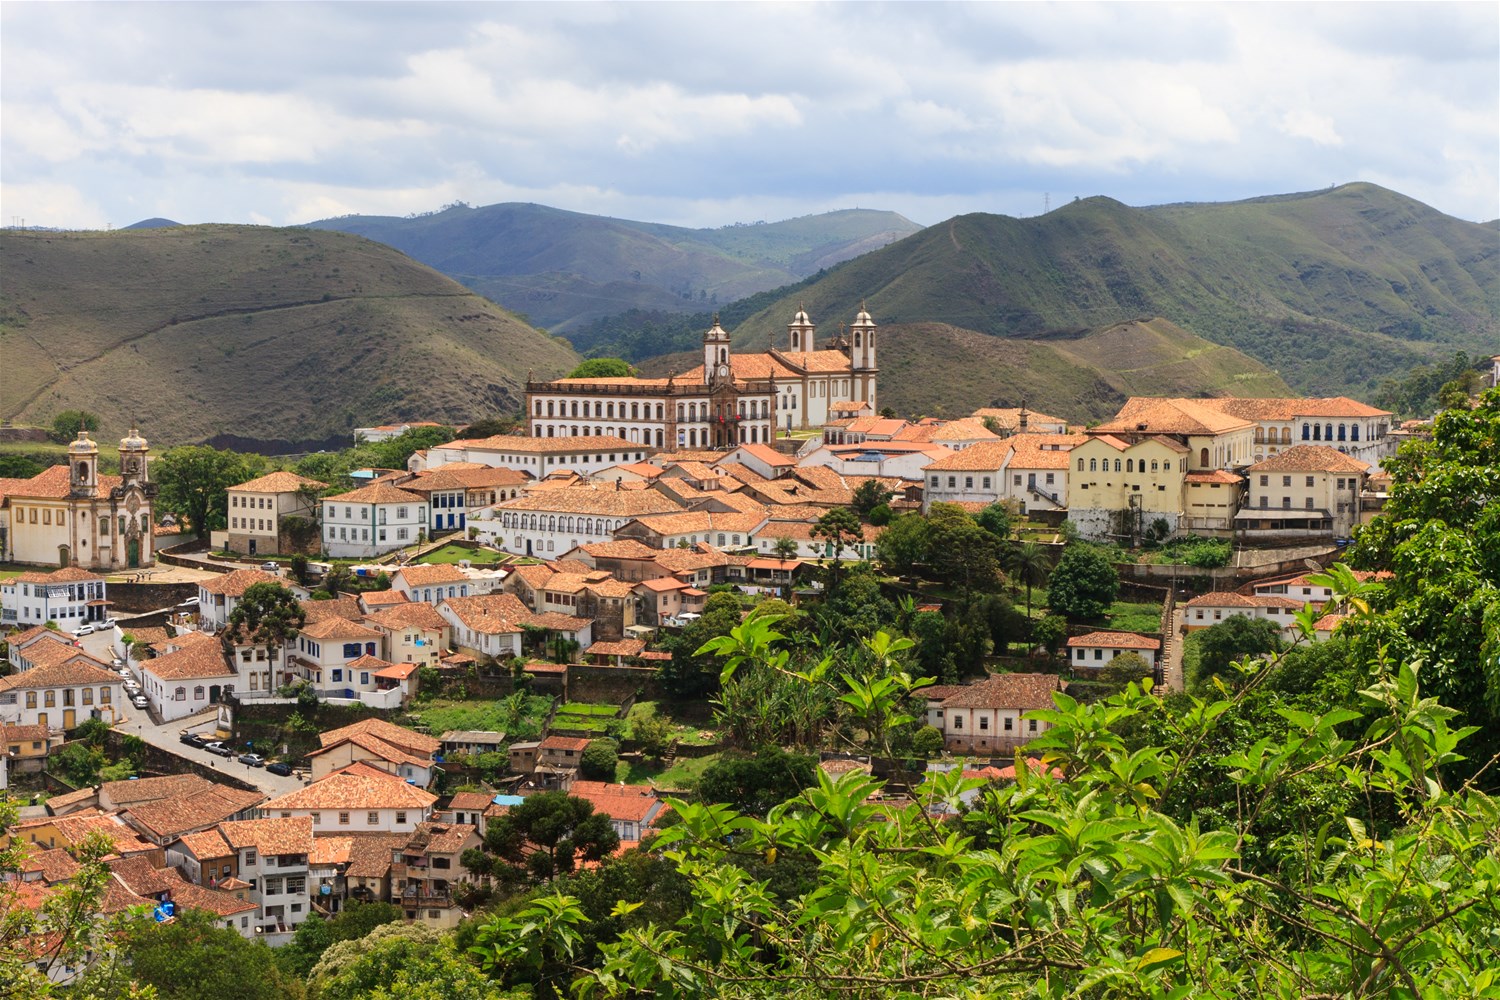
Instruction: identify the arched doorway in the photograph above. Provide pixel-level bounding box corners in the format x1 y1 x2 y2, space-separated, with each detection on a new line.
57 544 71 568
127 538 140 568
209 685 222 703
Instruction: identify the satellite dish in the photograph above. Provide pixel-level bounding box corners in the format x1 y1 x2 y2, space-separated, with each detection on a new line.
1303 558 1322 573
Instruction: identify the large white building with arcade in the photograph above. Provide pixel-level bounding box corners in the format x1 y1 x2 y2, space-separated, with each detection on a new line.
525 307 879 451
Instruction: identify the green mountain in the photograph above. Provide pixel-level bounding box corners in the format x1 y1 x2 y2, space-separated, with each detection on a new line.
722 183 1497 401
0 225 577 451
304 204 922 333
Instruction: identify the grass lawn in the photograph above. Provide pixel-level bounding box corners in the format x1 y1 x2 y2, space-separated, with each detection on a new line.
627 701 720 745
404 695 552 741
1102 600 1164 633
418 543 507 565
618 751 723 790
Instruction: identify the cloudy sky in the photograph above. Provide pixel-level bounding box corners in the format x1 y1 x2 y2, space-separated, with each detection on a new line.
3 2 1496 231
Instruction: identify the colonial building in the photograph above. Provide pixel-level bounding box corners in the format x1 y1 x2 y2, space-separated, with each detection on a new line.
0 654 126 730
321 482 428 558
1242 445 1370 540
0 428 157 570
223 471 327 557
524 308 879 450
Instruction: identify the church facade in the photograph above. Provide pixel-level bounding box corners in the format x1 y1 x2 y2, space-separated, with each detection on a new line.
0 429 158 570
526 307 878 451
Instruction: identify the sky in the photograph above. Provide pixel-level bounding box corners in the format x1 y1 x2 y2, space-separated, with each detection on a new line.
2 2 1496 231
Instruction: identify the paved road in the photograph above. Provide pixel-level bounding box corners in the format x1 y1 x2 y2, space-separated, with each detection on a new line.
119 708 307 798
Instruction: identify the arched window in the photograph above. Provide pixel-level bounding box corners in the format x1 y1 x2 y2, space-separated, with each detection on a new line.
1114 459 1122 472
547 425 555 437
547 401 555 416
1325 423 1333 440
1351 425 1360 441
689 429 697 447
594 402 603 417
174 687 186 701
854 332 862 347
1151 460 1159 472
655 404 663 419
607 402 615 418
1302 424 1311 441
1282 427 1292 444
655 429 663 447
1077 458 1084 471
1126 459 1134 472
677 404 685 421
631 403 639 420
1199 448 1209 468
720 348 727 362
1089 458 1097 472
193 686 205 700
1337 423 1346 441
534 400 542 415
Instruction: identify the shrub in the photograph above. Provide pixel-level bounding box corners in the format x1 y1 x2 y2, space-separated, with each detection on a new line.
579 738 620 780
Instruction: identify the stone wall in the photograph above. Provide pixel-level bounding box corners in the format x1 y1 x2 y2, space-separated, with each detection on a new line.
106 581 198 613
101 729 262 793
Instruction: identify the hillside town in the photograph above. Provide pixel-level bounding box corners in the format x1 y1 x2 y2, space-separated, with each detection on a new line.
4 311 1481 986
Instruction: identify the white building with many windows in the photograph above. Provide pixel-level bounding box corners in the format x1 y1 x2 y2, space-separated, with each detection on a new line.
478 485 683 557
321 483 428 558
0 567 108 629
418 434 648 478
524 309 879 451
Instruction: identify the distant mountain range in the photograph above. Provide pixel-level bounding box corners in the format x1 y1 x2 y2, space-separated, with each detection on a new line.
0 226 576 450
304 203 922 333
717 183 1496 408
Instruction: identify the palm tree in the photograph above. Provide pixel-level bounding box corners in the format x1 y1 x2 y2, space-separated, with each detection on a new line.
1007 542 1052 618
772 536 799 562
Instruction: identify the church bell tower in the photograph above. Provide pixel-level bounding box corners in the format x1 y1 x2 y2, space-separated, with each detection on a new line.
787 306 815 354
703 314 732 385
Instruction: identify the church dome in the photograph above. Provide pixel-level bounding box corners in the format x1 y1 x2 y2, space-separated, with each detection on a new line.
120 427 149 451
792 307 812 326
853 306 874 325
67 430 98 455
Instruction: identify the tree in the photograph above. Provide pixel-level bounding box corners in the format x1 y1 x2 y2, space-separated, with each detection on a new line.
926 503 1003 596
312 922 512 1000
49 409 99 443
910 724 946 756
227 582 306 666
567 357 634 379
1005 541 1052 617
154 444 265 534
54 741 108 786
289 553 310 584
0 454 43 479
277 900 402 979
850 479 894 516
1032 613 1069 656
1099 650 1154 691
975 501 1012 540
696 746 817 816
809 507 865 576
772 535 799 562
482 792 621 881
657 591 744 699
1184 614 1282 691
579 738 619 780
630 710 675 761
875 511 930 577
459 415 522 439
1046 543 1119 620
116 908 297 1000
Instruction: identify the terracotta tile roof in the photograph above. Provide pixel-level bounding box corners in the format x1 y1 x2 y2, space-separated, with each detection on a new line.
406 821 477 856
359 589 411 607
445 791 497 812
8 566 106 586
343 833 408 878
373 661 420 680
143 640 235 681
566 781 663 823
125 626 171 647
732 443 796 467
746 558 801 571
1185 470 1245 484
0 654 119 692
199 568 284 597
1094 398 1256 436
762 519 883 543
1246 445 1371 474
586 639 646 657
320 717 439 755
300 616 383 641
938 673 1066 711
497 486 683 517
923 440 1012 472
895 417 1000 444
263 769 437 812
123 785 267 841
347 653 395 671
394 564 468 587
6 624 73 649
971 407 1068 430
22 847 81 884
302 595 365 623
441 593 533 634
575 539 661 560
525 611 591 631
218 816 315 856
420 465 532 488
635 576 689 593
173 828 233 859
1314 612 1349 633
629 510 767 536
230 471 328 493
322 481 427 505
1066 631 1161 651
310 835 354 866
1198 396 1392 421
102 774 219 808
1184 592 1304 610
2 464 122 500
364 602 449 632
540 735 592 751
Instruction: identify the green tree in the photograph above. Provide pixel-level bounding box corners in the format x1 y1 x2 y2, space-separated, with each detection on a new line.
579 738 619 780
927 503 1003 596
629 710 675 761
1032 613 1069 656
567 357 634 379
1046 543 1119 620
154 444 265 533
975 501 1012 540
657 591 743 699
1005 540 1052 617
809 507 866 590
909 724 946 757
116 908 296 1000
1099 650 1154 691
49 409 99 443
696 746 817 816
313 922 513 1000
53 741 107 786
1184 614 1282 691
226 582 306 660
850 479 894 516
277 900 402 979
0 454 43 479
482 791 621 881
771 535 799 562
875 511 930 577
459 415 522 439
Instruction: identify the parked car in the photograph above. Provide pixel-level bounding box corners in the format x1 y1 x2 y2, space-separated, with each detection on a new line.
180 733 212 748
259 562 279 573
72 623 96 637
111 658 125 668
238 753 266 767
266 761 294 777
99 618 117 629
131 696 148 709
205 742 234 757
179 596 200 607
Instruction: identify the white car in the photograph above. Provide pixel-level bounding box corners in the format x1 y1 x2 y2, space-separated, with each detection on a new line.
131 696 148 709
99 618 117 629
72 623 96 637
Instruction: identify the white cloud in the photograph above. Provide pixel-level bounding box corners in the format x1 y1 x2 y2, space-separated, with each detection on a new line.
0 2 1493 229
